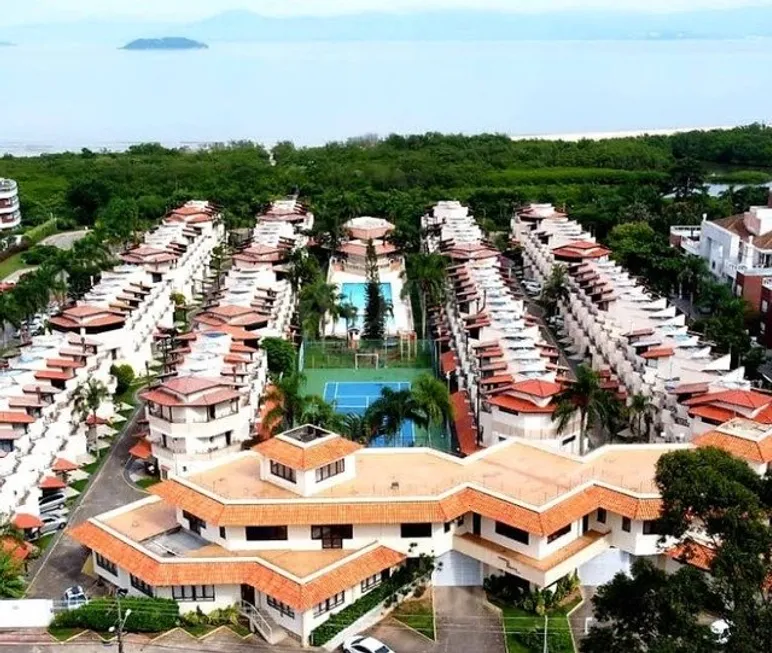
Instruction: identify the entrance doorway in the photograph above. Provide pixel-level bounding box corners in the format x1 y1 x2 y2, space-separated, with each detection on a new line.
241 584 256 606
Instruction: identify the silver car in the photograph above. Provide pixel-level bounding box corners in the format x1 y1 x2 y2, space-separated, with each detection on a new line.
342 635 394 653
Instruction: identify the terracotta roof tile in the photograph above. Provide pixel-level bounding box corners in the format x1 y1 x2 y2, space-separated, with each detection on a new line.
39 476 66 490
693 429 772 463
510 379 562 398
255 437 362 471
0 411 35 424
487 394 555 414
13 513 43 529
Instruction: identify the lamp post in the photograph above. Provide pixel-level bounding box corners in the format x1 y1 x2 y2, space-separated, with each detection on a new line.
109 589 131 653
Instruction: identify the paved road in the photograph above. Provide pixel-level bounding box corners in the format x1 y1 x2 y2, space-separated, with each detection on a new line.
25 400 146 600
40 230 89 250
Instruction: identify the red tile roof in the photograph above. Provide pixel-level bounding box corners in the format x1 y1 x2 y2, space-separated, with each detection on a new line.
13 513 43 529
255 437 362 471
129 438 153 461
684 389 772 410
0 411 35 424
51 458 78 472
39 476 66 490
440 351 458 375
451 391 479 456
641 347 674 359
688 405 738 424
487 394 556 414
667 540 714 572
510 379 562 398
694 429 772 463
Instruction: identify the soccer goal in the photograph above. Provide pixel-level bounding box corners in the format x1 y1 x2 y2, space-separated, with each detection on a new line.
354 352 380 369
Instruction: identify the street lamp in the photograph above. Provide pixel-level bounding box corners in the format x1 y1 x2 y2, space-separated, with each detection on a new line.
109 590 131 653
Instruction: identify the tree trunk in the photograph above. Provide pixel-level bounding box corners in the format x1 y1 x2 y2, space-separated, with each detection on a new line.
579 410 589 456
420 291 427 340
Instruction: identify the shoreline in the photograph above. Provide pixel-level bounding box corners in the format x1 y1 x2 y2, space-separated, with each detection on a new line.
0 124 748 157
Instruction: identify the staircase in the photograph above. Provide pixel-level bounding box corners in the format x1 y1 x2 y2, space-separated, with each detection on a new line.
237 600 287 644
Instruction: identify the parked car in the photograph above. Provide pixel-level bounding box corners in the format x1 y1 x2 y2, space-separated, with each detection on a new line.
62 586 88 610
31 514 66 539
39 491 66 513
711 619 731 645
342 635 394 653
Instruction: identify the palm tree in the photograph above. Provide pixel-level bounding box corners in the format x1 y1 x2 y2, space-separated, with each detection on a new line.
338 301 358 335
401 253 447 339
286 249 321 295
368 387 424 438
539 265 570 319
0 551 25 599
0 293 20 347
263 371 307 434
677 255 708 305
73 378 110 456
554 365 619 455
299 395 345 432
299 277 343 341
410 374 453 428
341 413 375 444
627 393 658 442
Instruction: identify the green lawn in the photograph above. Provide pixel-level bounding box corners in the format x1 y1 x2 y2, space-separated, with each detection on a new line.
496 599 580 653
393 594 435 640
48 627 86 642
0 253 32 281
69 478 88 493
229 622 251 638
182 624 216 638
136 477 159 489
35 533 56 552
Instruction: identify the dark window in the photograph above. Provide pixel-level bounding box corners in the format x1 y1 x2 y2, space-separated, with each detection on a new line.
208 405 216 420
225 431 232 446
444 521 452 533
267 595 295 618
270 461 296 483
315 459 345 482
130 574 154 597
311 525 353 549
313 591 345 617
547 524 572 544
246 526 288 541
182 510 206 536
400 523 432 539
95 553 117 575
219 526 226 539
172 585 215 601
643 519 663 535
361 573 382 593
495 521 529 545
622 517 632 532
596 508 607 524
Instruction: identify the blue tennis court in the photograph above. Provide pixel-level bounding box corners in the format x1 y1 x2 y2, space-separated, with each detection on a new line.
324 381 415 447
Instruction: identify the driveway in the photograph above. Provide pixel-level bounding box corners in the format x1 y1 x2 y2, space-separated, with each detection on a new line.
40 230 89 250
25 400 146 600
366 587 506 653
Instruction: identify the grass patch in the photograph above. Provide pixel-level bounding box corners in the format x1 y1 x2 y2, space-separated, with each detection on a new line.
35 533 57 551
494 601 577 653
182 624 216 638
48 627 85 642
0 252 31 281
69 478 88 493
136 477 159 489
393 594 435 640
81 458 105 475
229 622 251 638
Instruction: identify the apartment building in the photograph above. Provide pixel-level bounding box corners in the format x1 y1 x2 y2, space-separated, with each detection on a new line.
1 201 224 531
129 199 308 476
0 178 22 230
423 201 582 455
512 203 747 444
72 423 690 645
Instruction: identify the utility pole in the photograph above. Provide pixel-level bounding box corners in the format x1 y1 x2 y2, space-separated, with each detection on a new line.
109 589 132 653
543 613 549 653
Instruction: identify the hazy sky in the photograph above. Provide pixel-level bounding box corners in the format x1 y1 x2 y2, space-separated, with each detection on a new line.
3 0 772 24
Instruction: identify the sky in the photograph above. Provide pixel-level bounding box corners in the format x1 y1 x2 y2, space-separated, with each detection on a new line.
3 0 772 25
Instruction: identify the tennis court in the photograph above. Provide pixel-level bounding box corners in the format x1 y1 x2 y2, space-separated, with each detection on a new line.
324 381 415 446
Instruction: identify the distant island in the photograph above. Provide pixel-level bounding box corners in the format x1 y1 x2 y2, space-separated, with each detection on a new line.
0 42 14 47
121 37 208 51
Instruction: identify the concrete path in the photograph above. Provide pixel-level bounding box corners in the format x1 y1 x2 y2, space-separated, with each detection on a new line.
25 400 145 600
40 230 88 250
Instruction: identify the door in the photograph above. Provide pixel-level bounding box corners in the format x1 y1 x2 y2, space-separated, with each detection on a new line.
433 551 483 586
241 584 256 607
582 515 590 534
472 513 481 536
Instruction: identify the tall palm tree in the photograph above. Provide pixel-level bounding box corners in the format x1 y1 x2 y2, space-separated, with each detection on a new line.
0 293 20 347
410 374 453 428
0 551 25 599
286 249 321 295
73 378 110 456
341 413 375 444
368 387 424 438
627 393 658 442
539 265 570 319
677 255 708 304
263 371 308 434
401 253 447 339
554 365 619 455
338 301 358 335
299 277 343 341
299 395 345 432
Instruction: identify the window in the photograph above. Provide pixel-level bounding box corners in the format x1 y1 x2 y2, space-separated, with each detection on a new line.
313 591 345 617
495 521 529 545
762 322 767 335
400 523 432 539
361 573 382 593
622 517 632 532
182 510 206 536
270 460 296 483
267 595 295 618
219 526 226 539
311 525 353 549
315 458 345 482
95 553 117 575
561 435 576 447
643 519 663 535
130 574 154 597
246 526 288 541
225 431 232 446
547 524 571 544
444 521 452 533
596 508 607 524
208 405 216 420
763 300 769 314
172 585 215 601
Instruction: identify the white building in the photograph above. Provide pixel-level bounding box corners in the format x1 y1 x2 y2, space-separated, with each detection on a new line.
0 178 21 230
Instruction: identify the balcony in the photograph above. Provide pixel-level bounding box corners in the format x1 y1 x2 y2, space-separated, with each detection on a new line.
454 530 612 587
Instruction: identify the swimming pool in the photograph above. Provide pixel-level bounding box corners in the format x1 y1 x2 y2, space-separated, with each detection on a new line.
339 282 395 331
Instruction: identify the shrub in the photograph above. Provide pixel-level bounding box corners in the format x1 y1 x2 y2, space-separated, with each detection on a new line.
110 364 135 396
23 218 59 246
21 244 59 265
51 597 179 633
515 627 574 653
262 337 297 375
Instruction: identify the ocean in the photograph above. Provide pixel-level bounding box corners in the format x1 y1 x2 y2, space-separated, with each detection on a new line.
1 39 771 154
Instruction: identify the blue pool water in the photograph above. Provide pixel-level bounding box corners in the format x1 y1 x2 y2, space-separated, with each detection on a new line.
339 282 395 331
324 381 415 447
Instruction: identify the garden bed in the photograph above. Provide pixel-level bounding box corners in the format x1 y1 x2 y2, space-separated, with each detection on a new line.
493 597 580 653
392 589 435 640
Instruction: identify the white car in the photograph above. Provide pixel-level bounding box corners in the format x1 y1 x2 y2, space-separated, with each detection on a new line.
711 619 730 645
342 635 394 653
32 514 67 539
62 586 88 610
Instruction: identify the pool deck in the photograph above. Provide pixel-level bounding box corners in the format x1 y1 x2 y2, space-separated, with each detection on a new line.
325 267 413 337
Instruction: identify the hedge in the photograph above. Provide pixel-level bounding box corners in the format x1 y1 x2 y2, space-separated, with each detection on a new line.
23 218 59 246
51 597 179 633
515 626 574 653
